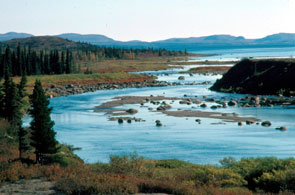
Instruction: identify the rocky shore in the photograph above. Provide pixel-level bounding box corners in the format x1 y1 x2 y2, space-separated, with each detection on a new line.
45 80 212 97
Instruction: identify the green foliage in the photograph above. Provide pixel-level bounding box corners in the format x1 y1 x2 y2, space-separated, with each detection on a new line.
109 152 147 176
220 157 295 193
2 76 22 132
155 159 191 168
29 80 58 163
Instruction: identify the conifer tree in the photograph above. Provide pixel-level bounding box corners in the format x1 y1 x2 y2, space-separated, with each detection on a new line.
0 80 4 118
29 80 58 163
18 74 27 99
3 67 22 131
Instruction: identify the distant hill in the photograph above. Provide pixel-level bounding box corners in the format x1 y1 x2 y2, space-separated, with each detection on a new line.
0 36 91 50
57 33 116 44
210 59 295 96
0 32 33 41
1 32 295 50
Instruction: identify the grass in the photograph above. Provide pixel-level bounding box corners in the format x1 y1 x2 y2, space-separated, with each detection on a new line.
78 57 178 73
12 72 154 89
182 66 232 74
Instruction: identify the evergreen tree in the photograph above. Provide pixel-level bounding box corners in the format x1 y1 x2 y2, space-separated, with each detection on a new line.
29 80 58 163
4 80 22 126
18 126 29 161
18 74 27 99
3 68 22 130
0 80 4 118
65 50 72 74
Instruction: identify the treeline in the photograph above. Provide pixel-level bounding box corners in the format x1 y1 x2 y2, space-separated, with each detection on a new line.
0 44 188 77
75 43 188 61
0 45 74 77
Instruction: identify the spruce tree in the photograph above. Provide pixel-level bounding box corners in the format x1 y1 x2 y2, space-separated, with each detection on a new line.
3 69 22 131
29 80 58 163
18 74 27 99
0 80 4 118
18 126 29 162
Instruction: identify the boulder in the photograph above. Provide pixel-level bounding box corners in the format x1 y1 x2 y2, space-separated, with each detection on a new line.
276 126 288 131
210 105 218 109
155 120 162 126
118 118 124 124
126 109 138 114
200 103 207 108
228 101 237 106
261 121 272 127
246 120 254 125
195 119 201 124
178 76 185 80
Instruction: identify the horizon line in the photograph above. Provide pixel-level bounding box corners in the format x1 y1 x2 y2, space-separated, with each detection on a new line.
1 31 295 43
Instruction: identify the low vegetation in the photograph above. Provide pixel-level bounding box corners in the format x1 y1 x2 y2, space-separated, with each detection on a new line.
12 72 154 89
181 66 231 74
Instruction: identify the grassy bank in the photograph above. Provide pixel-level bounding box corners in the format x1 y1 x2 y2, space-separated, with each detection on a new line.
12 72 154 89
181 66 231 74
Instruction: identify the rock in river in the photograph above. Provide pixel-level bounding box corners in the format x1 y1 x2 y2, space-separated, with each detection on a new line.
261 121 272 127
178 76 185 80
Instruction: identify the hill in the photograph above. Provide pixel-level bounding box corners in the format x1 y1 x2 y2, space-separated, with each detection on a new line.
2 32 295 50
0 32 33 41
57 33 295 49
57 33 116 44
0 36 86 50
210 59 295 96
2 32 295 49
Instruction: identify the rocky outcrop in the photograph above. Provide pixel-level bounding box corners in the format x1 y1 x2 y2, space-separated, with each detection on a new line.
211 59 295 96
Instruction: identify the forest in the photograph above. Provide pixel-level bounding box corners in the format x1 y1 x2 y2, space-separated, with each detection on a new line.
0 42 188 78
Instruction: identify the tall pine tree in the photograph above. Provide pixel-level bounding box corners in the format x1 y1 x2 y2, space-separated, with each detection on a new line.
29 80 58 163
3 68 22 132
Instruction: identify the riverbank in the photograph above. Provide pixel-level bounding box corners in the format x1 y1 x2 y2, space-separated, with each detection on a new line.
44 80 212 97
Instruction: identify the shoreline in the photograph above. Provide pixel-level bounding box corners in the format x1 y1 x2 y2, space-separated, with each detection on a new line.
45 80 212 97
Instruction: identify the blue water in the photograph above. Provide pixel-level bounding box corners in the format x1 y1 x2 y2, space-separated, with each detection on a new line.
24 46 295 164
191 46 295 61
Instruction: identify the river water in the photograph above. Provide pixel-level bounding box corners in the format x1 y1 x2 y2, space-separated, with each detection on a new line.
25 47 295 164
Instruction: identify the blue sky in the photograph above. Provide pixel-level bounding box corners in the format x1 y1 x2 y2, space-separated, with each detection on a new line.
0 0 295 41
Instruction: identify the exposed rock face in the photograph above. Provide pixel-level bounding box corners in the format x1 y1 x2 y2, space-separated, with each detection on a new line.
211 59 295 96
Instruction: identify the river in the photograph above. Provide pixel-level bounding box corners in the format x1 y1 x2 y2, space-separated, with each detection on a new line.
24 46 295 164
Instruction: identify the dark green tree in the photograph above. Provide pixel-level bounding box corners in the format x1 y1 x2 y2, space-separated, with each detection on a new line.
3 69 22 131
18 126 29 162
18 74 27 99
0 80 4 118
29 80 58 163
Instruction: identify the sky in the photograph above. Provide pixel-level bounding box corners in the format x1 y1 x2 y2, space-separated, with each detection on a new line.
0 0 295 42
